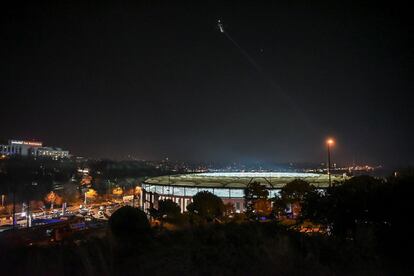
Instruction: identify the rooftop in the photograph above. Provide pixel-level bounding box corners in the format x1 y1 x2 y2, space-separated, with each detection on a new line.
144 172 346 189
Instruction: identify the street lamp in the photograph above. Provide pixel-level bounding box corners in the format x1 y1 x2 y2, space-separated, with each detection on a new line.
326 138 335 187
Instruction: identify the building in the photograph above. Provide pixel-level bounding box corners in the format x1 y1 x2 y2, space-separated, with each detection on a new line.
36 147 69 159
142 172 347 213
0 140 42 156
0 139 69 159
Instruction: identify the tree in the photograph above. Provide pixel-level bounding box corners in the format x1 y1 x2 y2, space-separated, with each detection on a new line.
187 191 224 222
280 179 314 203
301 175 388 239
44 191 62 209
383 169 414 262
273 179 314 218
253 199 272 217
80 175 92 186
112 187 123 196
61 181 80 204
84 188 98 204
300 189 328 224
109 206 151 243
326 175 386 238
150 199 181 226
244 181 269 219
45 191 57 204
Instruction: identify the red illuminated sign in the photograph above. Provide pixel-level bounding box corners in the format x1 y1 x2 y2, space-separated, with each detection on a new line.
10 140 43 147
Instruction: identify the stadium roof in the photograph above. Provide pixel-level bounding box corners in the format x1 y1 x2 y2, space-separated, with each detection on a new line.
144 172 346 189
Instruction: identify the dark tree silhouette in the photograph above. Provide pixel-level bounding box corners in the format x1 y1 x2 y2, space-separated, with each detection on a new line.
301 175 388 239
109 206 151 241
273 179 315 218
244 181 269 219
187 191 224 222
150 199 181 226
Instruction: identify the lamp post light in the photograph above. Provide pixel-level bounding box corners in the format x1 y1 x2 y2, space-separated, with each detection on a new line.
326 138 335 187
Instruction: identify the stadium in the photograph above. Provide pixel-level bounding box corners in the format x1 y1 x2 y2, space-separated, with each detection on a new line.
142 172 345 213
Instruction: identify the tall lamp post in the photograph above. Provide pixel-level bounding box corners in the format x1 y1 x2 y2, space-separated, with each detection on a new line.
326 138 335 187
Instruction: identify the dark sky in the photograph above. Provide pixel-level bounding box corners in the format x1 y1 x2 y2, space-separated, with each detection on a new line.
1 2 413 166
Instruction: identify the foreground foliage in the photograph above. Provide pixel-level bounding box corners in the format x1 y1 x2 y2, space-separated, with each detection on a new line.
1 220 412 275
1 170 414 274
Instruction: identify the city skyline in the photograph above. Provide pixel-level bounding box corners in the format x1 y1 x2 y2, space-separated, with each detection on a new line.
1 2 413 166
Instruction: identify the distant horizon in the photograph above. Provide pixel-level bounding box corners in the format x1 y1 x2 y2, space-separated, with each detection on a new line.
0 139 389 169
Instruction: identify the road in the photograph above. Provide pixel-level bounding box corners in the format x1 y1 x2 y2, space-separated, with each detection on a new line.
0 201 128 229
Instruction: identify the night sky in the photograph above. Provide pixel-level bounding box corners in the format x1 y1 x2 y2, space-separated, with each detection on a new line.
1 2 413 166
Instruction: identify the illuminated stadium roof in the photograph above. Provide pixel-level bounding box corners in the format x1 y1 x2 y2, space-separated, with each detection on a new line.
144 172 345 189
